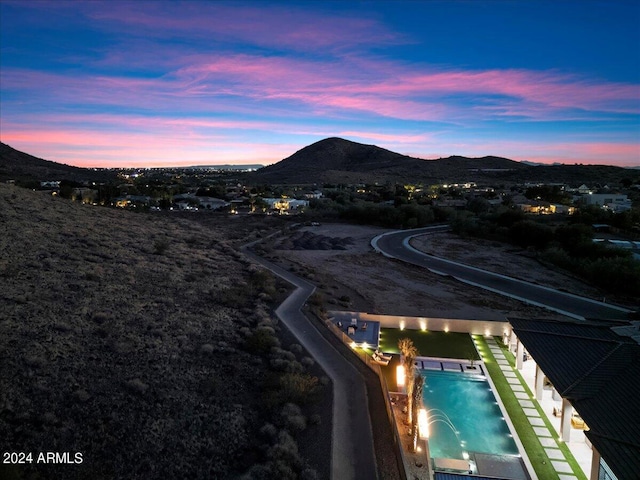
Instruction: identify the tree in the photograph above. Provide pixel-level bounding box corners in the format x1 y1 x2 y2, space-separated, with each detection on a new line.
411 375 424 452
398 338 419 426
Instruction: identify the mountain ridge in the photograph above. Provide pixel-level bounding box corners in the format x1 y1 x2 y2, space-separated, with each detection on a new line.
253 137 527 184
2 139 634 186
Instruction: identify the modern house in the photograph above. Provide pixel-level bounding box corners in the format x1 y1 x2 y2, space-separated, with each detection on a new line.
508 318 640 480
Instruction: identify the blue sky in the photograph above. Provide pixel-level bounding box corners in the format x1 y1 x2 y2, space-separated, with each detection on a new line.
1 0 638 167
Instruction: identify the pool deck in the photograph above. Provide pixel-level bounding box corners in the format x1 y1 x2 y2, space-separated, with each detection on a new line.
325 309 589 480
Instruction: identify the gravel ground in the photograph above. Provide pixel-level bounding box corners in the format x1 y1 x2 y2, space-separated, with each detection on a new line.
260 223 570 321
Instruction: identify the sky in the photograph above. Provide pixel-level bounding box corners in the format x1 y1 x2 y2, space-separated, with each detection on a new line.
1 0 639 168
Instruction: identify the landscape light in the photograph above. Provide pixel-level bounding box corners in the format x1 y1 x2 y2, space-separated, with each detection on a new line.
418 408 429 439
396 365 405 391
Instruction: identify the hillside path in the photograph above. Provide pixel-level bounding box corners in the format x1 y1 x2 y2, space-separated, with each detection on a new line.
241 246 378 480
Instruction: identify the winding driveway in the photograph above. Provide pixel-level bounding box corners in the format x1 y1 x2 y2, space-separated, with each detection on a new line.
241 247 378 480
372 226 632 321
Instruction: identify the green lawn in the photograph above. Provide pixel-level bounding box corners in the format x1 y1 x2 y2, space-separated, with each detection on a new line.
378 328 480 360
475 335 587 480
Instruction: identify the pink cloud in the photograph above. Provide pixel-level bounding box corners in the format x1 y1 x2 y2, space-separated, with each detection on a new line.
4 49 637 125
84 2 401 52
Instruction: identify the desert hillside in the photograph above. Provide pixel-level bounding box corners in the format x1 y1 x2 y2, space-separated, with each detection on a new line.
0 185 322 479
250 137 633 185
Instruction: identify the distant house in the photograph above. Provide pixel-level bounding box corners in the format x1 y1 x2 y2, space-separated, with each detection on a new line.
114 195 151 208
432 198 467 209
196 197 229 210
304 190 323 199
262 197 309 213
40 181 60 189
584 194 632 212
517 200 575 215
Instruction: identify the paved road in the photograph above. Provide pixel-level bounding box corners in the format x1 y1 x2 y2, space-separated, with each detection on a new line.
242 247 378 480
372 226 632 321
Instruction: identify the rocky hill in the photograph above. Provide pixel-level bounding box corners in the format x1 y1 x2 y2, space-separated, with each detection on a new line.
0 143 116 183
251 137 634 186
251 137 527 184
0 184 325 479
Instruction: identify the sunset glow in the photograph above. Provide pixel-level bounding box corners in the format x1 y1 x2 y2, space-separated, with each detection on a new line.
1 1 638 168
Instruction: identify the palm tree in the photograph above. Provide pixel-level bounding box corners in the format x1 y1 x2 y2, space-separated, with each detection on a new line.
411 375 424 452
398 338 419 425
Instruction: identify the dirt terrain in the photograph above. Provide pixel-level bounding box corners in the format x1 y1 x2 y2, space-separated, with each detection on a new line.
260 223 610 321
0 185 330 480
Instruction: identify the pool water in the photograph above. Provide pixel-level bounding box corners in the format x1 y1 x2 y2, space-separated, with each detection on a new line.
421 369 519 460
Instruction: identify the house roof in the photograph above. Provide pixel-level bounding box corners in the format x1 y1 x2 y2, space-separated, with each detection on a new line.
509 318 640 480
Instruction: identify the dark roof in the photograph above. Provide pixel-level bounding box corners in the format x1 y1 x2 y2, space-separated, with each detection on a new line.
509 318 640 480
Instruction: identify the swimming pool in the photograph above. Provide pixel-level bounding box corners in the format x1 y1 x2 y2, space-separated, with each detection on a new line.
421 369 519 460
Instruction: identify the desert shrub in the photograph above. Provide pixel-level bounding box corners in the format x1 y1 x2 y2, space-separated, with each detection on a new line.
289 343 303 354
245 327 280 355
301 357 314 369
218 285 253 308
553 224 593 254
280 403 306 432
269 358 289 371
240 464 273 480
309 414 321 426
267 430 303 472
91 311 112 324
259 422 278 441
250 269 276 296
278 372 319 404
582 257 640 294
153 238 170 255
545 246 640 295
509 220 553 249
496 208 526 227
124 378 149 396
301 468 320 480
308 292 325 308
284 361 304 374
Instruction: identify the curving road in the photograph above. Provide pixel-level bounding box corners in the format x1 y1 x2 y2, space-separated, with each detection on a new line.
372 226 632 321
241 247 378 480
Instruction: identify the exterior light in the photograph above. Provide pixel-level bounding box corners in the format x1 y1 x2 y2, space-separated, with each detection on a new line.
418 408 429 439
399 321 405 331
419 320 427 331
396 365 405 391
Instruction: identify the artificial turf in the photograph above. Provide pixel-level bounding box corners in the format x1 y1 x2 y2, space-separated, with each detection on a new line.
475 335 587 480
378 328 480 360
